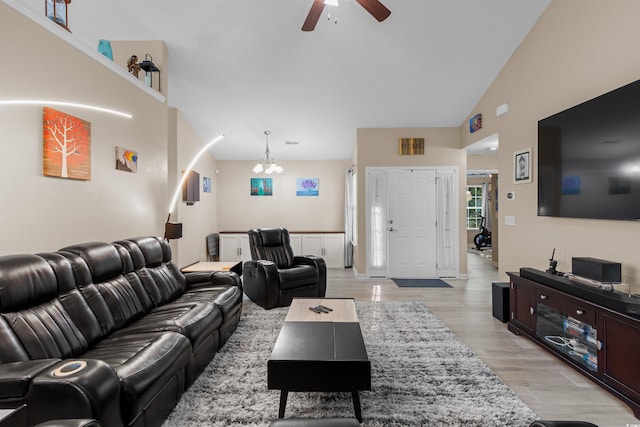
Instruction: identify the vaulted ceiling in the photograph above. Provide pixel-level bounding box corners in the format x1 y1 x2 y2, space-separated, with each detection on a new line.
22 0 550 160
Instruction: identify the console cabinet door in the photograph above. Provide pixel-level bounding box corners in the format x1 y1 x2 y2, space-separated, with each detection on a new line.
510 276 536 334
220 234 252 262
239 235 251 261
321 234 345 268
599 313 640 403
289 234 302 255
300 234 344 268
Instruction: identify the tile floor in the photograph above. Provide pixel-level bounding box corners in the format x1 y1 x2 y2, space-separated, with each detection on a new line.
323 252 638 427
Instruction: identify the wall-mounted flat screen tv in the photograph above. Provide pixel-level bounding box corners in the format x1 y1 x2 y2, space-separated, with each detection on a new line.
538 79 640 220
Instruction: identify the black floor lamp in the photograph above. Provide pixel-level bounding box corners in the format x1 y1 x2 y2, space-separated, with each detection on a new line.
164 134 225 241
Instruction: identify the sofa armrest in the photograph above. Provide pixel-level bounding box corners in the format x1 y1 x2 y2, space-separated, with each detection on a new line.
27 359 122 427
184 271 242 292
293 255 327 297
35 419 102 427
183 271 216 285
242 260 280 309
0 360 61 400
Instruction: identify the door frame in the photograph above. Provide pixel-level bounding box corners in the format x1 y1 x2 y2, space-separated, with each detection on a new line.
365 166 459 279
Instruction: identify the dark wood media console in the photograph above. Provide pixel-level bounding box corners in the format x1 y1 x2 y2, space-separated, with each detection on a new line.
508 269 640 418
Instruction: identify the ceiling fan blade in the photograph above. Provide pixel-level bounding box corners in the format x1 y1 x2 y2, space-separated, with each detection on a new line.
302 0 325 31
355 0 391 22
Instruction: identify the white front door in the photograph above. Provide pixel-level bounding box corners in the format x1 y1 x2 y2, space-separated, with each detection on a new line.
387 169 437 278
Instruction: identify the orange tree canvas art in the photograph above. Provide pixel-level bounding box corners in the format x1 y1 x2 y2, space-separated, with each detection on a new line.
43 107 91 180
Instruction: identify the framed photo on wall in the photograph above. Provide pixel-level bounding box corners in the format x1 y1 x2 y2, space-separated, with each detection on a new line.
514 147 532 184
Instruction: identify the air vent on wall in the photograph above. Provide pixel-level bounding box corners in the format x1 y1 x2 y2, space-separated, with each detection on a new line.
285 141 300 145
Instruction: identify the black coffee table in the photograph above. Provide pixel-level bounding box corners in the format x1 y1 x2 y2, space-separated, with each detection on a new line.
267 298 371 422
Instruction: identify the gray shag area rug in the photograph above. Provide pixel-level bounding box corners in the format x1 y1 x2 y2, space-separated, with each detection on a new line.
163 301 537 426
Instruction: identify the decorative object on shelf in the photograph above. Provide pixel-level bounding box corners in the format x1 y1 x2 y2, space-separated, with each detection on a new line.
165 134 225 240
139 54 160 89
469 113 482 133
398 138 425 155
253 130 283 174
115 146 137 173
296 178 319 196
43 107 91 180
514 147 532 184
45 0 71 32
251 178 273 196
127 55 141 77
97 39 113 60
203 176 212 193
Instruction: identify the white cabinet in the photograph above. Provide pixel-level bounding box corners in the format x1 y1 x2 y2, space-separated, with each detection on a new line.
220 234 251 262
289 234 302 255
221 232 344 267
299 233 344 268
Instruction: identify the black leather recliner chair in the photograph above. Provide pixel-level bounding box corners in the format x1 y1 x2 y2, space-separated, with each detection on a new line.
243 228 327 309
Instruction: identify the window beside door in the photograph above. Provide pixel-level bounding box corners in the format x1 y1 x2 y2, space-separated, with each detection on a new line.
466 185 483 230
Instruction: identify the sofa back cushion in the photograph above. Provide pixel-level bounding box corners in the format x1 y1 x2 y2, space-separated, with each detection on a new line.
117 237 187 305
38 252 105 346
60 242 150 331
0 254 89 361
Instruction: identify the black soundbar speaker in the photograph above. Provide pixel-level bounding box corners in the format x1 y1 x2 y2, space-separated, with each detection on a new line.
572 257 621 283
492 282 510 322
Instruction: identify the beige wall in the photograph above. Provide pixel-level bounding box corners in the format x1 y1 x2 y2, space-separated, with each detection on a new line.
461 0 640 291
468 152 499 172
0 1 351 265
168 109 219 266
216 160 350 232
353 127 467 276
0 2 169 255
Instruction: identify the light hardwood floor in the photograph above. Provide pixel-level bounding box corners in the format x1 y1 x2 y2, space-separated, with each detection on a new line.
324 252 638 427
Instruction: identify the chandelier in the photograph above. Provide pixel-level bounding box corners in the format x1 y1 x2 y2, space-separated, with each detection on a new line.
253 130 283 174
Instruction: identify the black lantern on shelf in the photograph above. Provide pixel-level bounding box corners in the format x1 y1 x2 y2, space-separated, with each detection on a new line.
139 54 160 90
45 0 71 31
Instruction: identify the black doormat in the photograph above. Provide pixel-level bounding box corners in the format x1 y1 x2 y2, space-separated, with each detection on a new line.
392 278 453 288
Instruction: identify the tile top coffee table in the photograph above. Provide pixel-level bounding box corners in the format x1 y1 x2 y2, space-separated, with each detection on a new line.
268 298 371 422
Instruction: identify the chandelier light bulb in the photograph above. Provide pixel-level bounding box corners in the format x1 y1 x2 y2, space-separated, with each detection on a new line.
253 130 283 174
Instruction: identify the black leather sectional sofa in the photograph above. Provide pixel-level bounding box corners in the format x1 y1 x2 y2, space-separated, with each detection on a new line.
0 236 243 427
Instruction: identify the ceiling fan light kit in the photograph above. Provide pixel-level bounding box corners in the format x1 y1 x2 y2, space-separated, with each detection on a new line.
302 0 390 31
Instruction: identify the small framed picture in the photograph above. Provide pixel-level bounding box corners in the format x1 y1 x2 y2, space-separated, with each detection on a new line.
203 176 212 193
115 146 137 173
514 147 532 184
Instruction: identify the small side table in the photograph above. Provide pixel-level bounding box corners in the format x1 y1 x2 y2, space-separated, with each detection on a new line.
181 261 242 276
0 405 26 427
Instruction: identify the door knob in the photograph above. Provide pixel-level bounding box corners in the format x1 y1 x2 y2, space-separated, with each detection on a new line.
389 227 395 232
